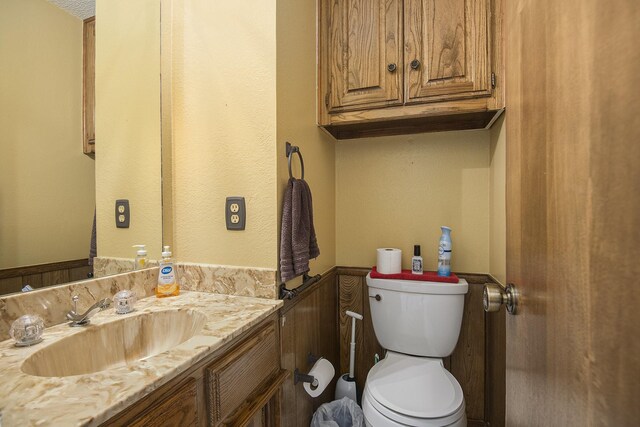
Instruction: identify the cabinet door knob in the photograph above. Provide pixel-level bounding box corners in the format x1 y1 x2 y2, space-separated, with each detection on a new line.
387 63 397 72
410 59 421 70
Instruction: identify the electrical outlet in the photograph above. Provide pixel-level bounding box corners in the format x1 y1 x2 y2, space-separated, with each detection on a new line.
225 197 246 230
115 199 130 228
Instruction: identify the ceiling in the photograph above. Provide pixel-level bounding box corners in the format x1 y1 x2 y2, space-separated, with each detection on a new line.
47 0 95 20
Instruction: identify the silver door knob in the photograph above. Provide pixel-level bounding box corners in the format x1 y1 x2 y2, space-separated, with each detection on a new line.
483 283 518 314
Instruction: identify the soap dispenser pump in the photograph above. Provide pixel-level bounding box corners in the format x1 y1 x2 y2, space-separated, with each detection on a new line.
132 245 147 270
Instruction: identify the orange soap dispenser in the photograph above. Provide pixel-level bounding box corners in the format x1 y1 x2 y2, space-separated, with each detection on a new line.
156 246 179 297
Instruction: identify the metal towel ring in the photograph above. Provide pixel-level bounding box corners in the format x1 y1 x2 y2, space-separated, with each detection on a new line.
286 142 304 180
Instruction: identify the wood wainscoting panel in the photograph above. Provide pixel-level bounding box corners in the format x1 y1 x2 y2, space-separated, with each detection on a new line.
336 267 505 427
279 269 339 426
0 259 91 295
451 275 486 423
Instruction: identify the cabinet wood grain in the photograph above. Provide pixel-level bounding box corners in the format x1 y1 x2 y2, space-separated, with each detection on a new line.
328 0 403 111
128 378 199 427
318 0 504 139
206 321 279 425
405 0 491 102
82 16 95 155
105 376 202 427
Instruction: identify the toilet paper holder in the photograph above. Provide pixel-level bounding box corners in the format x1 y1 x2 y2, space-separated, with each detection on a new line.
294 368 319 388
293 353 321 387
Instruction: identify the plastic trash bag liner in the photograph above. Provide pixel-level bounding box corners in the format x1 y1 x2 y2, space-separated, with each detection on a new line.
310 397 364 427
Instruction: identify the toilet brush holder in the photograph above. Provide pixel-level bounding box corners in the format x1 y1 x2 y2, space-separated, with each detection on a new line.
335 373 357 402
335 310 363 402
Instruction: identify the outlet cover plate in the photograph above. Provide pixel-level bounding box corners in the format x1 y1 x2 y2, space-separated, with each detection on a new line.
225 197 246 230
115 199 130 228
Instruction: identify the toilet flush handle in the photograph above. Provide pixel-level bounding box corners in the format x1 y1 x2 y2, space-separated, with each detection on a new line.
369 294 382 302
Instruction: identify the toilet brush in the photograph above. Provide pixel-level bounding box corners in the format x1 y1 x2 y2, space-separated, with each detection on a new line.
335 310 363 403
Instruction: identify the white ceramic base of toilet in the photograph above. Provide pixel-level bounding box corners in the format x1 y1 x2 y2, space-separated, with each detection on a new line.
362 388 466 427
362 352 466 427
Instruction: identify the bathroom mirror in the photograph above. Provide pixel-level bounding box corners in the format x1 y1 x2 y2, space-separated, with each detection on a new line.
0 0 166 296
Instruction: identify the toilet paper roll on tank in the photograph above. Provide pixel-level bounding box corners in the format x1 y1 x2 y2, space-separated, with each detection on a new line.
376 248 402 274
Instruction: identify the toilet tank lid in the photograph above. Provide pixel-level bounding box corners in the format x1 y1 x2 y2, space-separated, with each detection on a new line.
366 273 468 295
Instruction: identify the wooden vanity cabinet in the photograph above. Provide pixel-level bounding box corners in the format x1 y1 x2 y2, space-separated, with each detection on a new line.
102 314 287 427
318 0 504 139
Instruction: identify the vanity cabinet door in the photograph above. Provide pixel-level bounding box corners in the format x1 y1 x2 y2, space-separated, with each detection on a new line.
105 377 200 427
404 0 492 103
327 0 403 112
205 320 281 426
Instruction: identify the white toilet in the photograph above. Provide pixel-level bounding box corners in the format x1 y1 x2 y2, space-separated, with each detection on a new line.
362 273 469 427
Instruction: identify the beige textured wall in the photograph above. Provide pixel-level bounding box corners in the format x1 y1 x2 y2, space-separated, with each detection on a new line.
489 116 507 284
276 0 336 284
336 131 491 273
171 0 278 268
95 0 163 260
0 0 95 269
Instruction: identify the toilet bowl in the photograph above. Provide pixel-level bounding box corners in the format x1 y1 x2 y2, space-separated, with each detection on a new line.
362 352 466 426
364 273 469 427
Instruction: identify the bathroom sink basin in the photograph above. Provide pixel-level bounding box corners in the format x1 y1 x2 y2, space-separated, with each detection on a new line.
21 309 207 377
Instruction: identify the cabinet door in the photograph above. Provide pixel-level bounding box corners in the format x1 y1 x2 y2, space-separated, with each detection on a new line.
405 0 491 103
206 321 279 425
328 0 403 111
106 378 199 427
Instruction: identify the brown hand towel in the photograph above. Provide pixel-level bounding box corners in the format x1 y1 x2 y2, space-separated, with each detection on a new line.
280 178 320 282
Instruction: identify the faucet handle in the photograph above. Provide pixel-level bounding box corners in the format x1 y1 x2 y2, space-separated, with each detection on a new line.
72 295 79 313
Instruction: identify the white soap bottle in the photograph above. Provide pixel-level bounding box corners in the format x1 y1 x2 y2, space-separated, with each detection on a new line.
132 245 147 270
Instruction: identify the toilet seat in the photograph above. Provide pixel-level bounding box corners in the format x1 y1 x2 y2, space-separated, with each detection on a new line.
363 351 465 426
363 390 466 426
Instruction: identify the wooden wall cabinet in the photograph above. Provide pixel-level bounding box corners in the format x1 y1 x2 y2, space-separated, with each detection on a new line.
83 17 95 155
318 0 504 139
103 315 286 427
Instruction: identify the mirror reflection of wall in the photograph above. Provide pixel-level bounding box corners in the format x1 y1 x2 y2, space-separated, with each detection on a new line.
94 0 163 273
0 0 95 294
0 0 164 296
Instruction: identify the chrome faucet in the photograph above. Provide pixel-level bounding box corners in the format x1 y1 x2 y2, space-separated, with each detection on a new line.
66 295 112 326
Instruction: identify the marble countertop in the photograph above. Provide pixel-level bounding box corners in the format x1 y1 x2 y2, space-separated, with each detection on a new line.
0 291 282 426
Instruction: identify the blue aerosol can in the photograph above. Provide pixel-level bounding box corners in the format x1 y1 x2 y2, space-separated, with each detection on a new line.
437 226 452 277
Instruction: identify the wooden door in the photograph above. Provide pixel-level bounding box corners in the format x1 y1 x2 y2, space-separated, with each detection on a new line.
405 0 491 103
505 0 640 425
327 0 403 112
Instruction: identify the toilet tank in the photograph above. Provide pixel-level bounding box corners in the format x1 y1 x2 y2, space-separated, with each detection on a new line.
366 274 468 358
